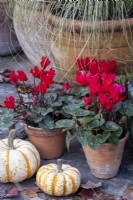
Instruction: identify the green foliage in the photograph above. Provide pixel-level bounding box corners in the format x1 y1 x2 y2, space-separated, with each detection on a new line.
77 87 90 97
84 119 105 130
77 128 111 149
55 119 75 129
108 126 123 145
103 121 120 131
62 104 91 117
120 100 133 117
0 109 14 128
112 101 122 112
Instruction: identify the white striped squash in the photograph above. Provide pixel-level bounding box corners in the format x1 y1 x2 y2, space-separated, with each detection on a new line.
0 131 40 183
36 159 81 196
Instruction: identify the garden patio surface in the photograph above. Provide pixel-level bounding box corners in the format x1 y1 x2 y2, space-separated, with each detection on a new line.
0 52 133 200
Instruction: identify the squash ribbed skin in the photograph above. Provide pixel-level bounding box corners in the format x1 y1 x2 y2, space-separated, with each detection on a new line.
0 139 40 183
36 163 81 196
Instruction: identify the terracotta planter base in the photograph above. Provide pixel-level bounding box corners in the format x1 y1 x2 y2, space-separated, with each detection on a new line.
83 132 129 179
24 125 66 160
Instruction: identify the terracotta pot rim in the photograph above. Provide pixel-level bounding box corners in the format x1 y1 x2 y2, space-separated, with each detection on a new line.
83 131 129 148
44 6 133 32
24 124 64 137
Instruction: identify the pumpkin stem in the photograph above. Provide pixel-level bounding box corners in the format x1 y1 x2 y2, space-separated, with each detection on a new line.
57 159 63 173
8 129 16 150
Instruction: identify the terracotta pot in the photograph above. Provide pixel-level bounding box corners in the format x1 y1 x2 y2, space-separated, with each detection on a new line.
0 0 21 56
82 132 129 179
24 125 66 160
45 7 133 82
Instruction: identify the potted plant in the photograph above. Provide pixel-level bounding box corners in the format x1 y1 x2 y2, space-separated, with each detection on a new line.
0 0 21 56
3 56 75 160
12 0 133 81
59 56 130 179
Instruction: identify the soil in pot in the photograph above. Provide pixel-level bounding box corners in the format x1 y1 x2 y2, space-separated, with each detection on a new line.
24 125 66 160
82 132 129 179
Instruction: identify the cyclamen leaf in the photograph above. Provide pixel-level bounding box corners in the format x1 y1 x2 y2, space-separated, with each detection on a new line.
64 95 76 103
103 121 120 131
77 128 92 147
44 116 55 129
63 105 91 117
77 86 89 97
39 116 55 131
108 126 123 145
78 128 111 150
0 109 14 128
121 100 133 117
40 108 53 116
31 114 43 123
55 119 75 128
112 101 122 112
84 119 105 130
78 116 95 125
44 93 57 103
52 101 62 107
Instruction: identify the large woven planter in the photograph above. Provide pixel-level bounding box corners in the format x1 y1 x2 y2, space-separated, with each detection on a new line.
24 125 66 160
45 7 133 82
0 0 21 56
13 2 51 65
83 132 129 179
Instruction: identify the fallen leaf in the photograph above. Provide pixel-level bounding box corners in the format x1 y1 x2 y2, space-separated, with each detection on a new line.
0 187 19 199
19 187 41 198
81 181 102 189
0 102 6 107
123 187 133 200
77 188 121 200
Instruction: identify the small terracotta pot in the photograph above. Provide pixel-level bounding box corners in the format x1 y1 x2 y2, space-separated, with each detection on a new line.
24 125 66 160
82 132 129 179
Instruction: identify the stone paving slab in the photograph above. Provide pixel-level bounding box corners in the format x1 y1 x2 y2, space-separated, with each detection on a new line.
0 54 133 199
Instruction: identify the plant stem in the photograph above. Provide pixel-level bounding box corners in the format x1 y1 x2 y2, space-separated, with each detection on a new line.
57 159 63 173
14 83 21 100
34 77 36 87
8 130 16 150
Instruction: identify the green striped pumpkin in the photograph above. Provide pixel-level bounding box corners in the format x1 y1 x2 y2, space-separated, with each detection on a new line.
0 131 40 183
36 160 81 196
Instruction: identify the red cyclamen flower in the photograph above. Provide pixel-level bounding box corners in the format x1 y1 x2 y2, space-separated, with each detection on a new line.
84 96 94 110
17 70 28 81
40 68 55 87
4 96 15 109
76 71 89 86
9 71 18 83
63 82 72 91
30 66 41 78
40 56 50 69
76 57 91 71
33 82 47 94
